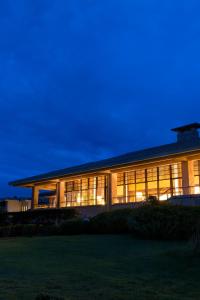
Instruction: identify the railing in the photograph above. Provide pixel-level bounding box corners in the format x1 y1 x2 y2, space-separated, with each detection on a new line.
36 203 56 209
35 198 106 209
159 186 200 200
112 195 145 204
112 185 200 204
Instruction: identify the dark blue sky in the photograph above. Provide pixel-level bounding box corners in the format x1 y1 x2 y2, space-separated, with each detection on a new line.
1 0 200 196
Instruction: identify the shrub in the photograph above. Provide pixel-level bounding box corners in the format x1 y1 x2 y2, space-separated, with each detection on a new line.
38 224 60 236
8 208 78 225
59 218 88 235
0 224 40 237
0 213 11 225
35 294 65 300
89 209 134 234
146 196 161 206
22 224 41 236
128 205 200 240
0 226 12 237
190 222 200 254
0 205 199 240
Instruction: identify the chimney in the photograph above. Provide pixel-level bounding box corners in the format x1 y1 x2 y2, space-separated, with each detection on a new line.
171 123 200 144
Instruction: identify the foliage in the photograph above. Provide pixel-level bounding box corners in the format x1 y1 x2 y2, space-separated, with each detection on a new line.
146 195 161 206
0 218 89 237
1 208 77 226
0 224 41 237
128 205 200 240
58 218 89 235
89 208 133 234
0 205 199 240
190 222 200 254
35 294 65 300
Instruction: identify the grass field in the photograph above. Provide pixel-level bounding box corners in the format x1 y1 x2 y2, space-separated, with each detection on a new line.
0 235 199 300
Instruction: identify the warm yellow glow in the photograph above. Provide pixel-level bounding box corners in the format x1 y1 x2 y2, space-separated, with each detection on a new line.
136 192 143 201
125 185 128 203
159 194 168 201
173 164 180 195
77 193 81 203
159 193 171 201
97 195 105 205
194 186 200 194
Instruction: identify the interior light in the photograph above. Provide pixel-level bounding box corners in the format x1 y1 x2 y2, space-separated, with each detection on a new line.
97 195 105 205
194 186 200 194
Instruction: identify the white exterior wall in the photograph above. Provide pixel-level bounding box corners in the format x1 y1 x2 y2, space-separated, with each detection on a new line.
6 200 31 213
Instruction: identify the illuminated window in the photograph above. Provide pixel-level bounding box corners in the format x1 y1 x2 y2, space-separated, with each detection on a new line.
135 170 146 201
158 165 171 200
147 168 158 199
115 162 183 204
171 163 182 196
194 160 200 194
65 176 106 207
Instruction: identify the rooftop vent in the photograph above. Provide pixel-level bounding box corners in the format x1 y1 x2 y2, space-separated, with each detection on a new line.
171 123 200 144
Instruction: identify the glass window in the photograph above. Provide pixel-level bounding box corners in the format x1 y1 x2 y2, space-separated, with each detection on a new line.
115 162 183 204
136 170 145 183
65 176 106 207
194 160 200 194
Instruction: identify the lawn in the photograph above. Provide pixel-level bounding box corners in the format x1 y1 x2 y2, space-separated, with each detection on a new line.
0 235 199 300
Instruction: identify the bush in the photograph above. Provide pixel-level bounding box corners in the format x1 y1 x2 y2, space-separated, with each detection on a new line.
0 226 12 237
85 204 200 241
190 222 200 254
0 205 199 240
0 224 40 237
35 294 65 300
0 213 11 225
0 218 88 237
128 205 200 240
146 196 161 206
8 208 78 225
59 218 89 235
89 209 134 234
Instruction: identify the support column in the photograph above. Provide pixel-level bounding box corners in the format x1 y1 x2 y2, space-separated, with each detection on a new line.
181 160 195 195
31 186 39 210
106 174 112 211
188 160 195 194
110 173 118 207
56 181 65 208
106 173 117 210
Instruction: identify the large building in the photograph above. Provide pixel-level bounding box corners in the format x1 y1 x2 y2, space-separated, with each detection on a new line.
10 123 200 215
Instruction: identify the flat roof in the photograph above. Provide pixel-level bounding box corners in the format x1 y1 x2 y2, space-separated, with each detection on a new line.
9 139 200 187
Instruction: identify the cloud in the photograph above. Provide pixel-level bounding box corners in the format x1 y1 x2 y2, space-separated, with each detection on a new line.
0 0 200 195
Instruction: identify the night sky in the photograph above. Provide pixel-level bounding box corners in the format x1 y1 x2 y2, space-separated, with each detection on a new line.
1 1 200 196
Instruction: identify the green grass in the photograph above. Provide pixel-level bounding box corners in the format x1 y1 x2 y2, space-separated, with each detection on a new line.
0 235 199 300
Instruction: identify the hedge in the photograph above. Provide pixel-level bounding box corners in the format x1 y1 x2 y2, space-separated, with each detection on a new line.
128 205 200 240
89 208 133 234
0 205 200 240
0 208 77 225
89 205 200 240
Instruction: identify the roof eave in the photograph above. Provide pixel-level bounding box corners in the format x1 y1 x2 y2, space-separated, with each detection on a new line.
9 148 200 188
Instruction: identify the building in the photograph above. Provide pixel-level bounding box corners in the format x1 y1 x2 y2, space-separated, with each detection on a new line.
0 198 31 213
9 123 200 215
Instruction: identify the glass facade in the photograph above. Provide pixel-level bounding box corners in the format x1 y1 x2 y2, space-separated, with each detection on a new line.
65 176 107 207
194 160 200 194
114 162 183 204
38 159 200 209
